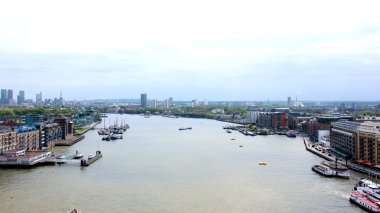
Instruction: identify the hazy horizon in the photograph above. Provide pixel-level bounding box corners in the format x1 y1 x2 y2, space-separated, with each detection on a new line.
1 0 380 101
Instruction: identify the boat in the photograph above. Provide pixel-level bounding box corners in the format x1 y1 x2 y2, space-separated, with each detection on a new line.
73 150 83 159
311 161 349 178
56 155 67 165
239 145 243 147
246 131 256 136
350 179 380 212
258 129 269 135
179 127 192 131
259 162 267 165
350 191 380 212
226 130 232 133
88 154 94 159
286 131 297 138
230 138 236 140
111 134 123 140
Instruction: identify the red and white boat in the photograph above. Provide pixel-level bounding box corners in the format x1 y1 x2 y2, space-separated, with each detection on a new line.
350 191 380 213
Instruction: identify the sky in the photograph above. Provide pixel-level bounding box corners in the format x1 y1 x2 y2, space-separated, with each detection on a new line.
0 0 379 101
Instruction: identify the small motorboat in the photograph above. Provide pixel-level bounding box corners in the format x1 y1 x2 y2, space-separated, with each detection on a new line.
73 150 83 159
239 145 244 147
230 138 236 140
226 130 232 133
259 162 267 166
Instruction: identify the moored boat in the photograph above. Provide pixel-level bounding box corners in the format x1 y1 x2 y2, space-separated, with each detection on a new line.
73 150 83 159
311 161 349 179
350 191 380 213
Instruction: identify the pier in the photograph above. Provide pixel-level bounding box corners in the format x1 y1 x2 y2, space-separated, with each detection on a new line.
303 138 380 178
80 151 102 167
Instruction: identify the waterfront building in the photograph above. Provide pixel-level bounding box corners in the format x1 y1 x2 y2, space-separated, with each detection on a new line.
318 130 330 146
14 125 40 151
211 109 225 114
308 115 354 141
141 93 147 108
330 120 361 158
257 112 287 130
0 126 17 153
55 115 74 140
41 123 62 148
288 115 311 131
17 91 25 105
73 109 99 127
164 99 169 109
354 122 380 165
0 89 7 105
247 110 260 124
25 114 45 125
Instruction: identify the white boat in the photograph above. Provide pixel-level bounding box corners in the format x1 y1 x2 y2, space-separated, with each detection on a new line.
350 179 380 212
311 161 349 179
73 150 83 159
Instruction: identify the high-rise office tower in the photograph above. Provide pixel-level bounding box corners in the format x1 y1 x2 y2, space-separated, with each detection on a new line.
17 90 25 105
36 92 43 104
287 96 292 107
168 97 173 107
7 90 13 103
1 89 7 105
141 93 147 108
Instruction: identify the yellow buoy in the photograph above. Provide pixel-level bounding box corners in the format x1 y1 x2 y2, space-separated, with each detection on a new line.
259 162 267 166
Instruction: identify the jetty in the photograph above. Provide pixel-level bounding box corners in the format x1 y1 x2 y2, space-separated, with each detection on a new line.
303 138 380 178
80 151 102 167
54 135 85 146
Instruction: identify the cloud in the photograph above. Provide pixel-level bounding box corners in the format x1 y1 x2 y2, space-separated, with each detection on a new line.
0 0 380 101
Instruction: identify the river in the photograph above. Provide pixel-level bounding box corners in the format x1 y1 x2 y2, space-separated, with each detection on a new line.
0 114 366 212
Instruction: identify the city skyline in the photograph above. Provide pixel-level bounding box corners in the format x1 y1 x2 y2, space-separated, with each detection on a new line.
0 1 380 101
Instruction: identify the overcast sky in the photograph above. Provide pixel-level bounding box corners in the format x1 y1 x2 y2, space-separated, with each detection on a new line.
0 0 379 101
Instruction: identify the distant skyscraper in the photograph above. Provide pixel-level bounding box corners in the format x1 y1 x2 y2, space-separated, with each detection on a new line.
1 89 7 105
17 90 25 105
164 99 169 109
168 97 173 107
7 90 13 103
36 92 43 104
287 96 292 107
141 93 147 108
152 99 157 108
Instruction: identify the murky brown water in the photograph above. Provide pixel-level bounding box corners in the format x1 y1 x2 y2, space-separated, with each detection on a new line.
0 114 366 212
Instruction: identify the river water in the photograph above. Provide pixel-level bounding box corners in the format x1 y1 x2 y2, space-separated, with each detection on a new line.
0 114 367 212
